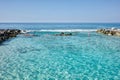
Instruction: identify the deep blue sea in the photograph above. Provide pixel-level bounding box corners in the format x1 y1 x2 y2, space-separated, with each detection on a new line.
0 23 120 80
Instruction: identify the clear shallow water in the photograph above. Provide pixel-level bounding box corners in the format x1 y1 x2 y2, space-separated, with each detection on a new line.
0 23 120 80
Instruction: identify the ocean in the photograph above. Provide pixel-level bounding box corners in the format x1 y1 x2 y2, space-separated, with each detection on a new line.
0 23 120 80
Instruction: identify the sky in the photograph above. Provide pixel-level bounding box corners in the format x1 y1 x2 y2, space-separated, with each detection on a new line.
0 0 120 23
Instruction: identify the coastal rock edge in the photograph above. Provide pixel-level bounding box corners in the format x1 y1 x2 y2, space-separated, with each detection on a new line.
96 28 120 37
0 29 21 43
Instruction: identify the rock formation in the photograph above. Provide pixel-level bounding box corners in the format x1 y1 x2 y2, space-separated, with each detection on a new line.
96 28 120 37
0 29 21 43
55 32 72 36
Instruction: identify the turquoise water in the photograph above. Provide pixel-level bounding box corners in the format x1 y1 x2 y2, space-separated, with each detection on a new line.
0 23 120 80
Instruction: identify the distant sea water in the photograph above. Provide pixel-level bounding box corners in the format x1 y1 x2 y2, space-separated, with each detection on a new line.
0 23 120 30
0 23 120 80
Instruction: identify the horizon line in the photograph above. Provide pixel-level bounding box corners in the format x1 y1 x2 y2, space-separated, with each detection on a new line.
0 22 120 24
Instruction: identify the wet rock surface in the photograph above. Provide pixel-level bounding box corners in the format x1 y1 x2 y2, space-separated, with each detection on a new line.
96 28 120 37
55 32 72 36
0 29 21 43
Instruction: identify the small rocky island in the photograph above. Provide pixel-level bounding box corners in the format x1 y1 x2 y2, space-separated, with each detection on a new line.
0 29 21 43
97 28 120 37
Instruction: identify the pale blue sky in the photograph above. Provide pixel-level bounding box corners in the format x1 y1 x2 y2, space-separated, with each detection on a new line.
0 0 120 23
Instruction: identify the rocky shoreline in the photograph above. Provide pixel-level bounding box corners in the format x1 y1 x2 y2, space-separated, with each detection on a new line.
96 28 120 37
0 28 120 44
0 29 21 43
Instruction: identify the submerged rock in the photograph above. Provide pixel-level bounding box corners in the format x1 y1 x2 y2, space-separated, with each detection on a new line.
96 28 120 37
23 33 36 37
0 29 21 43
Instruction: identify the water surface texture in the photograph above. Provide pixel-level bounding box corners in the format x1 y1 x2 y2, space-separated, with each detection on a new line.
0 23 120 80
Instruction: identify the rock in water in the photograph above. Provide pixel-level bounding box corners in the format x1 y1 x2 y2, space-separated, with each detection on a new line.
0 29 21 43
55 32 72 36
96 28 120 37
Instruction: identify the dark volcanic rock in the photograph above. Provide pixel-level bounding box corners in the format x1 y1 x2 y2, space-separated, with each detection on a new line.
0 29 21 43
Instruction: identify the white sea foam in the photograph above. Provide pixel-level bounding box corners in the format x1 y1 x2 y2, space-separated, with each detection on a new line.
25 29 97 32
20 30 28 33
